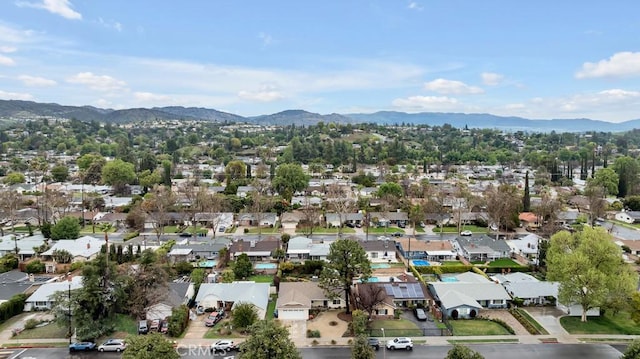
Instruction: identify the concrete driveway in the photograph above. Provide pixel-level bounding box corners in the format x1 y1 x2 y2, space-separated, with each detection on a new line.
401 309 444 336
523 307 570 336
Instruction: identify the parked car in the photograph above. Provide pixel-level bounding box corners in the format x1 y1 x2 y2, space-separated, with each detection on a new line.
391 232 403 237
210 340 238 353
386 337 413 350
219 226 226 232
138 320 148 334
69 341 96 352
160 320 169 334
460 230 473 236
179 232 191 237
98 339 126 352
414 308 427 321
205 310 224 327
149 319 160 332
368 338 380 351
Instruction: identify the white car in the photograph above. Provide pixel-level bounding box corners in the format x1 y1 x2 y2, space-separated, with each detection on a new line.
460 230 473 236
97 339 126 352
210 340 237 353
386 337 413 350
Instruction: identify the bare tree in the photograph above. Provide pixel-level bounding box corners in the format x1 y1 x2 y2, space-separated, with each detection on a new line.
533 188 562 237
142 185 177 243
46 190 72 224
353 283 389 319
126 252 169 320
0 189 22 236
299 197 322 237
484 183 521 238
327 183 355 239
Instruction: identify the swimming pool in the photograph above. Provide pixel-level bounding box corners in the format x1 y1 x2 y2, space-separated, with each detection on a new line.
371 263 391 269
195 260 217 268
441 277 459 282
255 263 277 270
360 277 380 283
412 260 431 266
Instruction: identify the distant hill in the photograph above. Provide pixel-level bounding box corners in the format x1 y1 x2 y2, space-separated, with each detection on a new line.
1 99 639 132
248 110 355 126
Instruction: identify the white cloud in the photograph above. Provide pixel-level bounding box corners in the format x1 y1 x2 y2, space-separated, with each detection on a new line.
134 91 172 103
98 18 123 32
576 52 640 79
504 103 525 110
238 89 284 102
392 95 458 110
66 72 127 91
481 72 504 86
0 46 17 53
16 0 82 20
407 1 423 11
0 54 15 66
0 23 37 43
258 32 273 47
423 78 483 94
18 75 56 87
0 90 33 100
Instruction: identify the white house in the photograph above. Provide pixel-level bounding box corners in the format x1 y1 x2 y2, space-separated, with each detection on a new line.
195 282 270 319
615 211 640 224
145 282 195 321
24 276 83 311
287 236 312 262
276 282 344 321
41 236 104 265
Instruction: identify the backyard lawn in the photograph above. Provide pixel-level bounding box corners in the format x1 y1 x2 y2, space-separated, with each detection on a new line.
369 319 420 337
486 258 525 268
432 225 488 234
560 311 640 335
449 319 513 336
247 274 274 283
266 296 277 320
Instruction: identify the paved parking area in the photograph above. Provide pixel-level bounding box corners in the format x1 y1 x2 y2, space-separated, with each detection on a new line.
401 309 445 336
523 307 570 336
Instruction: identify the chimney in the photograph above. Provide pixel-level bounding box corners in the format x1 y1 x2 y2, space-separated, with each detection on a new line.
87 242 90 249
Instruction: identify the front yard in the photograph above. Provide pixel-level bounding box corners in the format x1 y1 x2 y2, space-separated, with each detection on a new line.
448 319 513 336
296 227 356 234
369 319 421 337
432 225 489 234
560 311 640 335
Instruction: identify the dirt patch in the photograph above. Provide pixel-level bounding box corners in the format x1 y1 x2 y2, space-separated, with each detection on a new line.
307 310 350 338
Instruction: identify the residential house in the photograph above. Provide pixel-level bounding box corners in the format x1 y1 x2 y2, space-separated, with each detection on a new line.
228 239 279 261
454 235 511 262
236 186 256 198
395 238 456 262
0 270 33 305
280 212 303 231
24 276 83 311
556 211 580 226
168 241 229 264
506 233 541 261
370 212 408 227
491 272 559 306
276 282 344 320
380 279 429 309
358 240 397 263
518 212 539 228
93 212 128 229
428 272 511 318
237 213 278 227
615 211 640 224
287 236 312 262
145 282 195 320
194 212 234 230
0 234 47 261
41 235 104 268
195 282 270 319
309 242 331 262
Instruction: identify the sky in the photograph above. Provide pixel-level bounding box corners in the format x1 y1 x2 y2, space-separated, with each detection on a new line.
1 1 640 122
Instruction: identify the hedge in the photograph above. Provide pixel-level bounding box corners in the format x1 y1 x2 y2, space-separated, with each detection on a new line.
509 308 543 335
0 293 27 324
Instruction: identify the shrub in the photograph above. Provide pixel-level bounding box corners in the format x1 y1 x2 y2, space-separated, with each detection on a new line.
306 329 321 338
329 320 338 326
123 231 139 241
509 309 540 335
69 261 84 272
25 260 45 274
330 339 336 345
24 318 41 330
311 339 319 346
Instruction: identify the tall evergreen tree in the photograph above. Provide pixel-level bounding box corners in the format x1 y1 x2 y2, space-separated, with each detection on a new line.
522 171 531 212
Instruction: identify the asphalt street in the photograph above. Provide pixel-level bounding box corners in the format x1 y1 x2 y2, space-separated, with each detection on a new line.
4 344 626 359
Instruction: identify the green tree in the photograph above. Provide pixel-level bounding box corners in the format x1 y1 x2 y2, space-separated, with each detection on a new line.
190 268 206 291
233 253 254 279
546 227 637 322
351 335 375 359
220 269 235 283
238 320 301 359
25 259 45 273
376 182 404 198
3 172 25 185
445 344 485 359
232 302 259 332
624 195 640 211
102 159 136 195
613 156 640 197
271 163 309 201
622 338 640 359
50 164 69 182
319 239 371 314
122 333 179 359
587 167 619 196
52 249 72 264
51 216 81 240
225 160 247 183
522 171 531 212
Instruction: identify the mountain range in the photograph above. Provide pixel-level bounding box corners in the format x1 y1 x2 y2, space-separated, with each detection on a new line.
0 99 638 133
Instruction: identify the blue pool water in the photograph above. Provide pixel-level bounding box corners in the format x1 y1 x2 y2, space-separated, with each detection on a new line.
371 263 391 269
441 277 459 282
360 277 380 283
255 263 277 270
412 260 431 266
195 260 217 268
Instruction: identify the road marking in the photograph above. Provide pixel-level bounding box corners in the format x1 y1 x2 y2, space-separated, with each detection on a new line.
8 349 26 359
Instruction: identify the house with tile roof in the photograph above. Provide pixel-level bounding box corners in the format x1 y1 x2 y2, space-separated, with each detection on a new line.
276 282 344 321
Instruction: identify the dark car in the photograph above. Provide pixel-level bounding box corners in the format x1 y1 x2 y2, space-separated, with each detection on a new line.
69 342 96 352
414 308 428 321
179 232 192 237
368 338 380 351
160 320 169 334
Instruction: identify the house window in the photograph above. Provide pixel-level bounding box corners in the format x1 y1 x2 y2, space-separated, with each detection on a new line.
35 301 48 307
332 299 341 305
370 252 378 259
377 309 388 315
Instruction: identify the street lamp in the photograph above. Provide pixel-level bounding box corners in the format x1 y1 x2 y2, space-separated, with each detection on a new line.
67 277 72 344
381 327 386 359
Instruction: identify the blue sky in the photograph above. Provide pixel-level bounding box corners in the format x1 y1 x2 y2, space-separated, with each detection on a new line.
1 1 640 122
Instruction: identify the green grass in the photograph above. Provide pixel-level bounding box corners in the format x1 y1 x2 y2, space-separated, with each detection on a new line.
449 319 513 336
560 311 640 335
433 225 489 234
296 227 356 234
413 227 425 233
485 258 525 268
163 225 208 234
449 339 519 343
266 296 277 320
15 322 68 339
247 274 274 283
247 227 281 234
2 342 68 348
442 261 464 266
0 313 30 332
110 313 138 336
577 337 636 343
369 319 420 337
366 227 405 234
80 225 115 234
204 319 249 339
